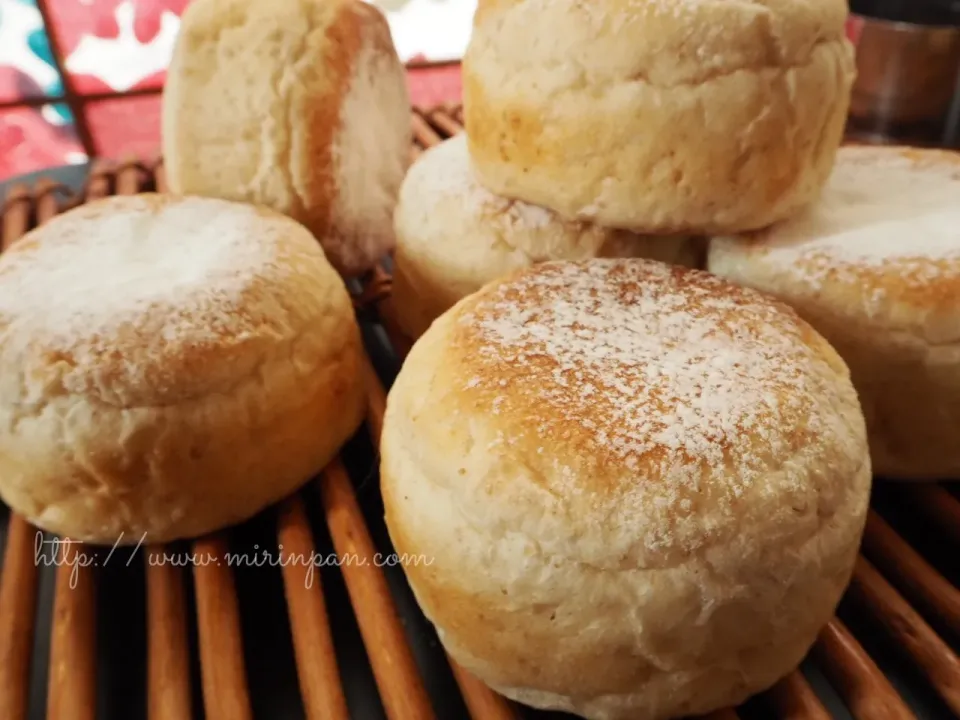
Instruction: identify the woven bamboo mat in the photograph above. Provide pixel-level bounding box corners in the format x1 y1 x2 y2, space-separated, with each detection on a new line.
0 105 958 720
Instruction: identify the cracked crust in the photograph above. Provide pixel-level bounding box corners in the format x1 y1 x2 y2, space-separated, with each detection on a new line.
463 0 856 234
381 259 871 720
0 195 366 544
392 135 705 339
162 0 411 276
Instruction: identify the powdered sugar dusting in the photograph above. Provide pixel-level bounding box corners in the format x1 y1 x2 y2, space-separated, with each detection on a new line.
746 148 960 290
0 194 324 405
0 195 277 337
414 134 555 230
458 260 845 506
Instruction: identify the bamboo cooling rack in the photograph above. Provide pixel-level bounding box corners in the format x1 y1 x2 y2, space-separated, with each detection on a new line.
0 106 958 720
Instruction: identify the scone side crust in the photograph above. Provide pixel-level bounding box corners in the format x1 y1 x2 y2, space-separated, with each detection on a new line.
324 0 411 275
383 447 868 704
463 36 854 230
295 0 368 238
290 0 368 236
162 0 348 228
0 334 366 543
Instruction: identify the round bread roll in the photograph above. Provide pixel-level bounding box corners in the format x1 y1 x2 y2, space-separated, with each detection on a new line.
393 134 704 339
162 0 411 276
382 259 871 720
463 0 856 234
709 146 960 481
0 194 365 544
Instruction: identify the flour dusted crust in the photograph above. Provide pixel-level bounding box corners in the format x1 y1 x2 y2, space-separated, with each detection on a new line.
0 195 366 544
162 0 411 276
381 259 871 720
464 0 855 234
709 146 960 480
393 135 705 339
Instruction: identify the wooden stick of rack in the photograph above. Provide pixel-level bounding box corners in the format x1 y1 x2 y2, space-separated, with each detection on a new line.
193 534 253 720
319 460 438 720
146 556 192 720
765 672 831 720
902 485 960 546
848 557 960 715
813 619 915 719
412 110 444 148
46 554 97 720
861 510 960 638
0 189 39 720
0 516 40 719
276 494 350 720
29 181 98 720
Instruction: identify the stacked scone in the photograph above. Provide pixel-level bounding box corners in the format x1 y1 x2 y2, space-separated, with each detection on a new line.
393 135 706 338
382 2 875 720
392 0 858 340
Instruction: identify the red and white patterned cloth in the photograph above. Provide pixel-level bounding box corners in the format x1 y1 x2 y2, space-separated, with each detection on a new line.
47 0 192 94
0 0 470 181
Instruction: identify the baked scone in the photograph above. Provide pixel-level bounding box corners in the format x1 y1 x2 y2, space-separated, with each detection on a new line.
162 0 411 276
382 259 871 720
464 0 855 234
393 134 704 339
710 146 960 481
0 195 366 544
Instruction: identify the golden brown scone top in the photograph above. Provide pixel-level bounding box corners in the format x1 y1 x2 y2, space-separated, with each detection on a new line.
417 259 867 562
